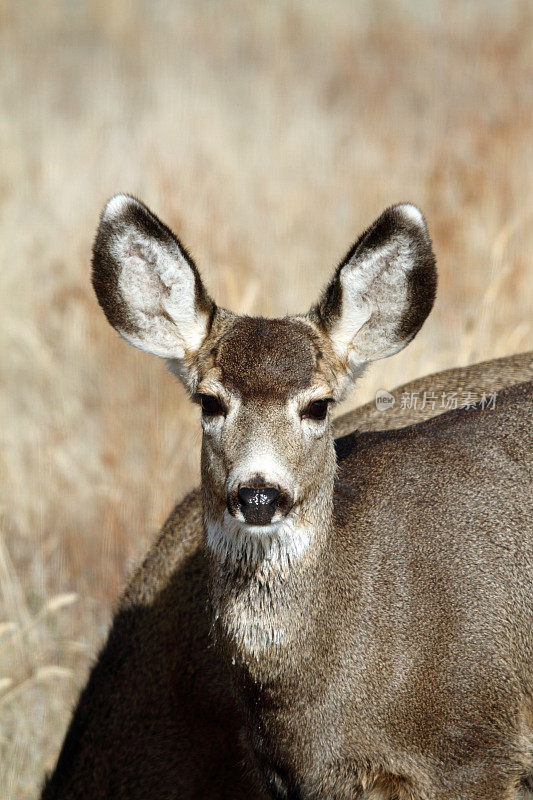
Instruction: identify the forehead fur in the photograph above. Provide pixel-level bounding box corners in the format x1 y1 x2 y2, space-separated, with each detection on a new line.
213 316 320 400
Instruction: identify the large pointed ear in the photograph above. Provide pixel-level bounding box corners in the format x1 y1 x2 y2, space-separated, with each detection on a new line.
309 203 437 394
92 194 215 382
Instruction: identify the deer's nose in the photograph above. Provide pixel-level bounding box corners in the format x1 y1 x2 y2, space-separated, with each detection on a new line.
237 485 280 525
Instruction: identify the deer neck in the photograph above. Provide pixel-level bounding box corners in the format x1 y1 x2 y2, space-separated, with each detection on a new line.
202 461 335 670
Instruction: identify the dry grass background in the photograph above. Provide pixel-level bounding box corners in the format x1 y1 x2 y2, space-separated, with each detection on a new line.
0 0 531 796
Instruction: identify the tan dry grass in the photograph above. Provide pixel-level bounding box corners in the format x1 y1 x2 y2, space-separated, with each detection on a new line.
0 1 531 797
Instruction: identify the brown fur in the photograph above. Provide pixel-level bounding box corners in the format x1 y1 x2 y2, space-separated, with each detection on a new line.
214 316 319 400
41 353 532 800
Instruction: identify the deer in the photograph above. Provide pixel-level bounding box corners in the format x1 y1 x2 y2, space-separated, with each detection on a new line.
42 196 532 800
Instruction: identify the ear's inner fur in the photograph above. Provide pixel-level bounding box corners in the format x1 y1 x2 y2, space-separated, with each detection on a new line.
92 194 215 365
309 203 436 394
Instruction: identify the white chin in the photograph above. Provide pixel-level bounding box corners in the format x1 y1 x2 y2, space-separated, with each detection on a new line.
230 515 284 535
206 511 311 568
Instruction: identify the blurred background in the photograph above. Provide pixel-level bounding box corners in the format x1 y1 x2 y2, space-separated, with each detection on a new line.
0 1 531 796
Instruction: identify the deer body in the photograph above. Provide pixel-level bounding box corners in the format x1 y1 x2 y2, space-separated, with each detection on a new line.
43 195 532 800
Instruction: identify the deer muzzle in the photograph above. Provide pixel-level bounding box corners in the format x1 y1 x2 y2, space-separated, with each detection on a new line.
226 479 293 526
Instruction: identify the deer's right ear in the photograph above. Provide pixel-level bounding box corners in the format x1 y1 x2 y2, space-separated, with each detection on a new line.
92 195 215 385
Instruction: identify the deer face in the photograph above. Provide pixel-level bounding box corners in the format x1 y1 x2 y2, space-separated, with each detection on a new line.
193 315 338 529
92 195 436 564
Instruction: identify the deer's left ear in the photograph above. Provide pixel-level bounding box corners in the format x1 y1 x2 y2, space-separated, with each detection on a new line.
309 203 437 393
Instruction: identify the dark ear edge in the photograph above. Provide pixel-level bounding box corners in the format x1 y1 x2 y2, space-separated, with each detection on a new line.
310 203 437 354
91 194 214 340
391 208 437 346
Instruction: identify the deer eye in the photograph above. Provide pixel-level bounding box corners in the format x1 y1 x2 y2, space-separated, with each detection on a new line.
197 394 226 417
301 398 332 421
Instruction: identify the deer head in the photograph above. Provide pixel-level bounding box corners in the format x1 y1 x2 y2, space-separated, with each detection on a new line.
92 195 436 567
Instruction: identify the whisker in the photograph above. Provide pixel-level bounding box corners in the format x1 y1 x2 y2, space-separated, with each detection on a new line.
290 509 313 526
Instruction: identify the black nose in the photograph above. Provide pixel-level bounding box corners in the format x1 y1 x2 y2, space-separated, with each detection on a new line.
237 485 280 526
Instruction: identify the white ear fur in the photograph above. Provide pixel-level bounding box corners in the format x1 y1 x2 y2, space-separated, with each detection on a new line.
92 194 214 362
310 203 437 391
